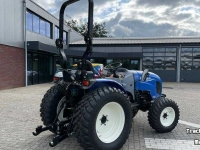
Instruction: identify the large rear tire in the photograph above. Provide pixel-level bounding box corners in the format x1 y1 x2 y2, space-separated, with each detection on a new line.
148 98 180 133
73 87 132 150
40 82 69 133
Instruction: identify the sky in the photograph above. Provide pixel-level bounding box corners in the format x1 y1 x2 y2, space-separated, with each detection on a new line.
32 0 200 37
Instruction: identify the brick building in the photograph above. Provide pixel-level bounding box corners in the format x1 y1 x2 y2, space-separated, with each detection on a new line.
0 0 83 90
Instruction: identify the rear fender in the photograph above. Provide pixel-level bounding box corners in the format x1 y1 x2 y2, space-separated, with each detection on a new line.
86 79 126 94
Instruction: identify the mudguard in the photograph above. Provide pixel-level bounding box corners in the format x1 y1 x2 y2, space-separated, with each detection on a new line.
86 78 126 94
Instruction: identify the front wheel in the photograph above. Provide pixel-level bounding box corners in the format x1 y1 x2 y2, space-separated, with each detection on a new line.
148 98 180 133
74 87 132 150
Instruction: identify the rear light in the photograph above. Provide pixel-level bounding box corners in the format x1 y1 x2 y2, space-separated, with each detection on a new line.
99 69 103 76
94 74 99 78
82 80 90 86
53 77 59 81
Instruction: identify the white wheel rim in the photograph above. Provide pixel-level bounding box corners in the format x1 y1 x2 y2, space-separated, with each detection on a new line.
95 102 125 143
160 107 175 127
57 96 67 121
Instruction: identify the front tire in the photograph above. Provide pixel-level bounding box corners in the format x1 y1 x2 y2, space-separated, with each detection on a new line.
74 87 132 150
148 98 180 133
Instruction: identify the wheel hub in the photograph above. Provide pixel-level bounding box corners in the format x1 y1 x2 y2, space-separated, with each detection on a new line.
100 115 108 125
163 113 168 119
57 96 69 122
160 107 175 127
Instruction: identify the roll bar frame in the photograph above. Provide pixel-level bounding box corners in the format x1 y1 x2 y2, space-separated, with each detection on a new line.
56 0 94 70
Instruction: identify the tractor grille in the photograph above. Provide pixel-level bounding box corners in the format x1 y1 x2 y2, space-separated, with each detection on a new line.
156 81 161 94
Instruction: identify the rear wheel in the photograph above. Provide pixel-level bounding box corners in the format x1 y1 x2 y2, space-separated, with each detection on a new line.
40 82 71 133
148 98 179 133
73 87 132 150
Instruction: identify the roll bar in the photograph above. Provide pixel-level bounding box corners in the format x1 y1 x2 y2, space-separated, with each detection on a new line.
56 0 94 70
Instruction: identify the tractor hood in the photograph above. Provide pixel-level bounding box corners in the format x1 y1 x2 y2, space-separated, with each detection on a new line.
130 70 162 83
131 70 162 99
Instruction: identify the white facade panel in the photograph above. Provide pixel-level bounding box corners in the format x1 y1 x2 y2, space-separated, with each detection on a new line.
0 0 83 48
14 0 24 48
4 0 15 46
69 31 83 43
0 0 4 44
27 31 55 46
0 0 24 48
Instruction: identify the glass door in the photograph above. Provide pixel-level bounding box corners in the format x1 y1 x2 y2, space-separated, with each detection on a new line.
43 55 49 82
27 53 33 85
39 54 51 83
49 56 54 81
39 54 45 83
32 53 39 84
27 52 54 85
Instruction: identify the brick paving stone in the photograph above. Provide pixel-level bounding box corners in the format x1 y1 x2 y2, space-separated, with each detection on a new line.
0 83 200 149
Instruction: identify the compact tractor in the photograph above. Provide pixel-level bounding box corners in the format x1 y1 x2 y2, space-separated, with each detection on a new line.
33 0 180 149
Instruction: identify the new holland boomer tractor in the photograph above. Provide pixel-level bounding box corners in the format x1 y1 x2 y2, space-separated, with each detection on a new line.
33 0 180 149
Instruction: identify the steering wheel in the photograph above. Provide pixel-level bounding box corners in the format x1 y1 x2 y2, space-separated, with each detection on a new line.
104 62 122 70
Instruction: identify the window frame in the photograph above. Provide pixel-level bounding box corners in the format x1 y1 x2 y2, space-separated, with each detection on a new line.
142 47 177 70
55 26 68 45
181 47 200 70
26 9 53 39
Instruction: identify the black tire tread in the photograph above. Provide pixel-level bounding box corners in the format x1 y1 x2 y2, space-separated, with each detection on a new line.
148 98 180 133
73 87 132 150
40 82 68 132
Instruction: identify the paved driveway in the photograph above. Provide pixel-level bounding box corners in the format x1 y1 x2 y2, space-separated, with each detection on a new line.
0 83 200 150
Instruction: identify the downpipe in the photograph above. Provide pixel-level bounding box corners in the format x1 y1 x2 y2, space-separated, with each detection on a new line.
23 0 27 86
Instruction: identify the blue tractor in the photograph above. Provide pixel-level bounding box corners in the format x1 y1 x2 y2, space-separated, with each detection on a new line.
33 0 180 149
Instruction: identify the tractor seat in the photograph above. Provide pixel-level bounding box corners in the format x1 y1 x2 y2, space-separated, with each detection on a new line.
74 60 94 80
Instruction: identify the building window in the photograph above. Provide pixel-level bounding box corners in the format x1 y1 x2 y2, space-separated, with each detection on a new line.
55 26 68 45
40 19 46 36
26 10 52 39
46 22 51 38
130 60 139 70
26 11 32 31
142 47 177 70
33 15 39 33
106 59 113 64
181 47 200 70
55 26 59 40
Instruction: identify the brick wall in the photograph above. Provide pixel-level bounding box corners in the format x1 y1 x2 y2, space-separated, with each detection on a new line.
0 44 25 90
